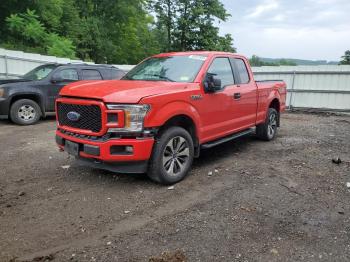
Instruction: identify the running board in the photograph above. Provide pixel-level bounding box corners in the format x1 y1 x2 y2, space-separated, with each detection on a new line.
201 128 254 149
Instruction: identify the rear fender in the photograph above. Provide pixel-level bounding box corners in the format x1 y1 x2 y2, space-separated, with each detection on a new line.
265 90 281 125
267 90 281 110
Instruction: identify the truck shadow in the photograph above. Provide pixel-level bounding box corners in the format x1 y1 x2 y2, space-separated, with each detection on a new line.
193 135 255 169
0 115 56 126
81 135 258 185
64 134 262 187
0 118 12 125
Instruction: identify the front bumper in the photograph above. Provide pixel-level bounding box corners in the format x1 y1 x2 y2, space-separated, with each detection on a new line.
56 130 155 173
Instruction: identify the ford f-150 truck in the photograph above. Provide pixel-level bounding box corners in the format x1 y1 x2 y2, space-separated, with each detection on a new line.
55 51 286 184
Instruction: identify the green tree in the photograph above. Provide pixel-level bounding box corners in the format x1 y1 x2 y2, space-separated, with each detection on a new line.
35 0 65 31
149 0 235 52
249 55 297 67
46 33 76 58
150 0 175 51
278 58 296 66
1 0 162 63
249 55 264 67
1 0 234 64
5 9 76 58
0 0 35 40
73 0 162 63
340 50 350 65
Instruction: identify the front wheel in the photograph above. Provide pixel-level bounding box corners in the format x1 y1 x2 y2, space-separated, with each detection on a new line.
256 108 278 141
10 99 41 125
148 127 194 185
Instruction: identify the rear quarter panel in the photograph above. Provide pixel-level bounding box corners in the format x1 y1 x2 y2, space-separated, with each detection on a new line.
256 81 287 124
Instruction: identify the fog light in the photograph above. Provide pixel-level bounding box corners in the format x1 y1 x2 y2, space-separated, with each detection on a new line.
125 146 133 154
110 145 134 155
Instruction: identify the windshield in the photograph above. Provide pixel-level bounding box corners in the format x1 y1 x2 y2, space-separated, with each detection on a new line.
122 55 207 82
23 64 57 80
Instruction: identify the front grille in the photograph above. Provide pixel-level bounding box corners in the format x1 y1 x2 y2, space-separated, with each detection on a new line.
57 103 102 133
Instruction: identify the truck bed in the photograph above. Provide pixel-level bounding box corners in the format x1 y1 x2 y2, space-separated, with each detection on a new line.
255 79 287 116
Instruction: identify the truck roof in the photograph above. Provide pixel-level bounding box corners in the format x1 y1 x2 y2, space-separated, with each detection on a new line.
153 51 246 59
42 62 120 69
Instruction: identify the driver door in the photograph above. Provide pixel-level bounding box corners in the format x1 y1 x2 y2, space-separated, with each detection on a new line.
199 57 237 142
47 68 79 111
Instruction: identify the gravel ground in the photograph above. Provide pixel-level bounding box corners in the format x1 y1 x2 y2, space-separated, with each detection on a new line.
0 113 349 262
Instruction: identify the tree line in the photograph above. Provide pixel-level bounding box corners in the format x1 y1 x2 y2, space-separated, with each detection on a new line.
249 55 297 67
0 0 235 64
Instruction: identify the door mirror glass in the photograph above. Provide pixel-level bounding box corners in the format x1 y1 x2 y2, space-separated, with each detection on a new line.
204 73 222 92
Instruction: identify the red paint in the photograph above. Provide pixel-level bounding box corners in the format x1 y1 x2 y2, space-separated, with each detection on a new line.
55 97 125 136
56 51 286 164
57 131 154 161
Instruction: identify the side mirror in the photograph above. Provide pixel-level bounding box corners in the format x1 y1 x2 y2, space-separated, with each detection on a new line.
204 74 221 93
51 75 64 83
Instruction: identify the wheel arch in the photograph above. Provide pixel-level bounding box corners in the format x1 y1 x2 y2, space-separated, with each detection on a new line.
268 98 280 126
158 114 200 157
9 93 45 117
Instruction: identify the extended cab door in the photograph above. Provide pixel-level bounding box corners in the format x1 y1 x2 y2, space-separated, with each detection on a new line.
199 57 238 141
229 57 258 129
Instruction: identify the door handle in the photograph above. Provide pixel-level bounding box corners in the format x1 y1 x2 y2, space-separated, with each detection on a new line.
233 93 241 100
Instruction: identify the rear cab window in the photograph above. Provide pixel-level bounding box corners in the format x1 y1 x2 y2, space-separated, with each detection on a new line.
81 69 103 80
232 58 250 84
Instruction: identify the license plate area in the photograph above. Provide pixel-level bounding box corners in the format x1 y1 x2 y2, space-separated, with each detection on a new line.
65 140 80 156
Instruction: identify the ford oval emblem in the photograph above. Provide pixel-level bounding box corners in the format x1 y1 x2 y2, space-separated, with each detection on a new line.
67 111 81 122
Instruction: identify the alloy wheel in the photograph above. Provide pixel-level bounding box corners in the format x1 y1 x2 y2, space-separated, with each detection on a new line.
162 136 190 176
267 113 277 139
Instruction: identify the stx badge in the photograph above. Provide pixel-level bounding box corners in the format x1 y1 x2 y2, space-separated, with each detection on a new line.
190 94 203 101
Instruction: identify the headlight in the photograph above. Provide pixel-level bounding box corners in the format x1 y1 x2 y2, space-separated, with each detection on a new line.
106 104 150 133
0 88 4 98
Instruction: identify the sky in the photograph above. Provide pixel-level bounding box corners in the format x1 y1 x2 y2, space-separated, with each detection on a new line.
220 0 350 61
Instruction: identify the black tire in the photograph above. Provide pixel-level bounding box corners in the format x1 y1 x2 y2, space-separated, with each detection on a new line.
256 108 278 141
148 126 194 185
10 99 41 125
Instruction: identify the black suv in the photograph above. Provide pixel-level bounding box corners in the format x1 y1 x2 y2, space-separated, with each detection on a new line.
0 63 126 125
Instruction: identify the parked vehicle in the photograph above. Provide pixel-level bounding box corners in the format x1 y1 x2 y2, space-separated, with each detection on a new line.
0 63 126 125
55 51 287 184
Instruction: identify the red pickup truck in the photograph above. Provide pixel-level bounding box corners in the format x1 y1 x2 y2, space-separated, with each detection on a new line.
55 51 286 184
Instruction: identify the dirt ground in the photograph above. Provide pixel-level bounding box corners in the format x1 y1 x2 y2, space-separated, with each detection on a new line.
0 112 350 262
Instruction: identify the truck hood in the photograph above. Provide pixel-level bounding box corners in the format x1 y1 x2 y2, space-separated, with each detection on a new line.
0 78 31 86
60 80 192 103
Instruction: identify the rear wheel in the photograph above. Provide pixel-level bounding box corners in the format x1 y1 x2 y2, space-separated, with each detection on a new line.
148 127 194 185
256 108 278 141
10 99 41 125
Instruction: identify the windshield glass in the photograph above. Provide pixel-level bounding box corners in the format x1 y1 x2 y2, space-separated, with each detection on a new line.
23 64 57 80
122 55 207 82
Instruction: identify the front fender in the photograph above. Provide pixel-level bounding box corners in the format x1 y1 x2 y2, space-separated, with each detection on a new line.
144 101 201 132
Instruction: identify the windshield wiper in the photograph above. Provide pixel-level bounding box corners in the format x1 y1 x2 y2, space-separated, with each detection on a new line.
144 74 175 82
